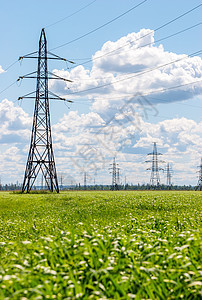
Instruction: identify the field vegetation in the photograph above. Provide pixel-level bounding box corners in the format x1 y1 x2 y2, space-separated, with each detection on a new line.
0 191 201 299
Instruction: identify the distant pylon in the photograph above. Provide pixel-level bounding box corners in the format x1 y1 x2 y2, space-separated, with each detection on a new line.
22 29 59 193
117 168 120 185
166 163 172 187
60 173 64 190
84 172 87 190
146 142 164 186
196 157 202 191
109 157 120 190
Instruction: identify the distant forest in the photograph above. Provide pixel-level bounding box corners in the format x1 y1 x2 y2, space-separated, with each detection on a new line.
0 183 200 191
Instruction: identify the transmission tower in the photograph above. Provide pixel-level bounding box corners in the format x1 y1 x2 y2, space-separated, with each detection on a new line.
84 172 87 190
117 168 120 185
166 163 172 187
60 173 64 191
109 157 120 190
196 157 202 191
20 29 73 193
146 142 164 186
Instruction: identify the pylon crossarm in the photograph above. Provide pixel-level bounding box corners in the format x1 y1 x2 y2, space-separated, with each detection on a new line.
48 72 73 82
18 91 73 103
48 91 73 102
19 51 75 63
19 75 71 81
19 51 38 61
20 96 72 101
18 70 73 82
18 91 36 100
18 71 37 80
47 51 75 64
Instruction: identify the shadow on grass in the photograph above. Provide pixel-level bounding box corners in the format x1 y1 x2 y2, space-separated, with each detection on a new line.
12 190 58 195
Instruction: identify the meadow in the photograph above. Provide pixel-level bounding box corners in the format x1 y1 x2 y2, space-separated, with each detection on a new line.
0 190 201 299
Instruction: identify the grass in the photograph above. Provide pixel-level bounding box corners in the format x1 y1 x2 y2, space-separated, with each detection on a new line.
0 190 201 299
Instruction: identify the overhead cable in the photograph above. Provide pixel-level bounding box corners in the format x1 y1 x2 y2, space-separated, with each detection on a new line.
50 0 148 51
68 50 202 95
45 0 97 29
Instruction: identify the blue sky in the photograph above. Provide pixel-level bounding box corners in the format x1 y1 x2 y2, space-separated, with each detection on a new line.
0 0 202 186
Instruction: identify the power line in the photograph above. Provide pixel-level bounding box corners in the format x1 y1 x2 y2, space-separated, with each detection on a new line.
3 60 19 72
145 96 202 109
71 21 202 68
45 0 97 29
67 80 202 149
1 23 200 96
1 3 201 77
156 3 202 32
76 102 201 127
73 79 202 126
0 81 18 96
71 91 202 109
50 0 148 51
128 80 202 103
0 1 147 77
67 3 202 68
62 80 202 111
1 1 143 75
68 50 202 95
1 12 201 104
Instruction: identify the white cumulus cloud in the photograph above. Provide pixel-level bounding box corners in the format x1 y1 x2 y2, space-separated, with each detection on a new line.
0 99 31 144
0 99 201 185
0 65 4 73
1 26 202 185
49 28 202 119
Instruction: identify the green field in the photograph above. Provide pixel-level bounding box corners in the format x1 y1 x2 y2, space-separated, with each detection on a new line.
0 191 201 299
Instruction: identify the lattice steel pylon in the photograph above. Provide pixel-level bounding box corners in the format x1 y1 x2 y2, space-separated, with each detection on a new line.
146 142 164 186
196 157 202 191
109 157 120 190
84 172 87 190
21 29 62 193
166 163 172 187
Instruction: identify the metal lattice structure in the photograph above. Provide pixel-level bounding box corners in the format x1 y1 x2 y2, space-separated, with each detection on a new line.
84 172 87 190
166 163 172 187
109 157 120 190
21 29 62 193
146 142 164 186
196 157 202 191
